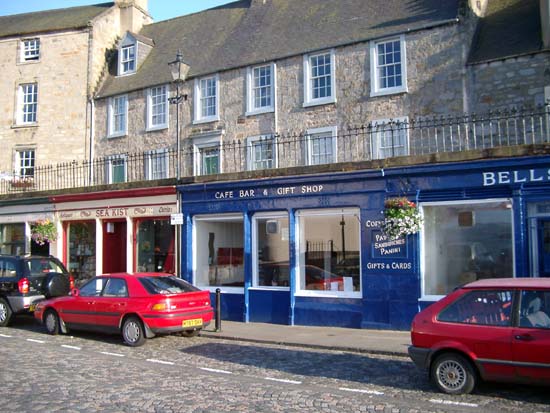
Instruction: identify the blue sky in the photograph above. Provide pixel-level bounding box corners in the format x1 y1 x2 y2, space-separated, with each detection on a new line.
0 1 237 21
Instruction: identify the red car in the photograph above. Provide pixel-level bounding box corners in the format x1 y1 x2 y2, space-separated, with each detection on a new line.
34 273 213 346
409 278 550 394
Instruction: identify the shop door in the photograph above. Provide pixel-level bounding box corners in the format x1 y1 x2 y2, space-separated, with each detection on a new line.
537 219 550 277
103 221 127 273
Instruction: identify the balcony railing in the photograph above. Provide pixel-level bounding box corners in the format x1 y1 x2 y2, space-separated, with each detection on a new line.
1 105 549 195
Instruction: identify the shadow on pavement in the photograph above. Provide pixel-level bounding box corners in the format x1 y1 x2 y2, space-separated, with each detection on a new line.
180 341 550 405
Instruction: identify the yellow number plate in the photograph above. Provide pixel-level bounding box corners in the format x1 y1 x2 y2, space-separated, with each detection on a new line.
182 318 203 328
29 304 36 312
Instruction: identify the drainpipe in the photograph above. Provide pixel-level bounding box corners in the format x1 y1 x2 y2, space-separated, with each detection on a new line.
541 0 550 49
89 98 95 185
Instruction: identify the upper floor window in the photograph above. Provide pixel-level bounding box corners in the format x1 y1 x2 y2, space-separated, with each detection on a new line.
194 75 219 124
370 35 407 97
303 50 336 107
108 95 128 138
145 149 169 180
120 45 136 75
371 117 409 159
21 38 40 62
15 149 35 178
18 83 38 125
247 135 276 171
306 126 337 165
147 85 168 130
106 155 127 184
193 133 222 176
246 63 275 115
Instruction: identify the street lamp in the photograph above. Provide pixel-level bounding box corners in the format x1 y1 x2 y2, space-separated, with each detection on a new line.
168 51 189 279
168 50 190 180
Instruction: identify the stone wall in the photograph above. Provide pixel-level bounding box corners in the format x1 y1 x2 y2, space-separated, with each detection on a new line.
0 29 91 173
93 20 474 173
467 52 550 112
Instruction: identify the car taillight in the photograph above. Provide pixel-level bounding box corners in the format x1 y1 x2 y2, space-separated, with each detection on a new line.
18 278 29 294
151 303 167 311
69 274 75 289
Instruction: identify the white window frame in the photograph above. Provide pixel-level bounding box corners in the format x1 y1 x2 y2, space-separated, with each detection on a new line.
192 213 245 294
193 74 219 124
295 208 362 299
20 38 40 62
303 49 336 107
251 211 290 290
246 135 277 171
146 85 169 131
246 63 276 115
106 155 127 184
370 35 408 97
17 83 38 125
15 149 35 178
306 126 338 165
119 44 136 75
370 116 409 160
419 199 515 302
108 95 128 138
193 132 223 176
145 149 169 180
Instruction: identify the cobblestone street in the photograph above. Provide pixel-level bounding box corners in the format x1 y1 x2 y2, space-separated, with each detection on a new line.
0 318 548 412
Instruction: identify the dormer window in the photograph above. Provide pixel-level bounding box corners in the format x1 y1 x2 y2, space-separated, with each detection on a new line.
120 44 136 75
21 38 40 62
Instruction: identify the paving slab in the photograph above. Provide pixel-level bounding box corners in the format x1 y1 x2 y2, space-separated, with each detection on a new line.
201 321 411 356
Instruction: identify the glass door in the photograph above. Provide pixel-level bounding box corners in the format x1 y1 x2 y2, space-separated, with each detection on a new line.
537 219 550 277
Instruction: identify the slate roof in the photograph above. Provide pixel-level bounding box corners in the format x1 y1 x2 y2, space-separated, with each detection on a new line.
0 2 114 38
97 0 460 98
468 0 544 64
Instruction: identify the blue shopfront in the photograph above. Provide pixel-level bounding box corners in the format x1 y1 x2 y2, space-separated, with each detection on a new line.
178 155 550 330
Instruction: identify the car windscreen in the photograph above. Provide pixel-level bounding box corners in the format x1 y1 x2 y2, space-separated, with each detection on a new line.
138 276 200 295
25 258 68 277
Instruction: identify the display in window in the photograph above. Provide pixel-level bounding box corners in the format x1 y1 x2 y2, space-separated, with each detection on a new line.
0 223 25 255
67 221 96 285
423 201 514 296
136 219 174 273
195 215 244 287
297 209 361 293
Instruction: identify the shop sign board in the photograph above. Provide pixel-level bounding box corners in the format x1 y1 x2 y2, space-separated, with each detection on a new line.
170 213 184 225
57 204 176 220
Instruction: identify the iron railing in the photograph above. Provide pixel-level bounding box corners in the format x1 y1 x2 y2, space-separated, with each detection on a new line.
1 105 549 195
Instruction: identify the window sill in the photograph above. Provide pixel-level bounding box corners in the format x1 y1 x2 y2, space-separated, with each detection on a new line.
248 286 290 291
294 291 361 299
419 295 444 302
116 71 137 77
107 132 127 139
245 107 274 117
146 125 168 132
17 59 40 65
303 97 336 108
193 116 220 125
11 123 38 129
370 87 408 98
200 286 244 294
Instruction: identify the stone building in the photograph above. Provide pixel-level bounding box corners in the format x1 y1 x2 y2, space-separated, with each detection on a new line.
0 0 151 183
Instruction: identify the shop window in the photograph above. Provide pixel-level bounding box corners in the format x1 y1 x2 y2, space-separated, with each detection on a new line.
0 223 25 255
194 214 244 289
252 213 289 288
136 219 174 273
67 222 96 285
296 208 361 296
422 200 514 297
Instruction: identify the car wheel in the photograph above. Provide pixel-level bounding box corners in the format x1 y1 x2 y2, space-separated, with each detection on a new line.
44 310 60 335
0 298 13 327
122 316 146 347
180 329 201 337
431 353 476 394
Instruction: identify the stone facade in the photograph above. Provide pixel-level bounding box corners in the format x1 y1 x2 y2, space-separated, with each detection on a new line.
0 1 151 180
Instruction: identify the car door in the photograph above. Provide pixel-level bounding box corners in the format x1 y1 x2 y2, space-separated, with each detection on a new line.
59 277 105 328
92 277 129 332
512 289 550 382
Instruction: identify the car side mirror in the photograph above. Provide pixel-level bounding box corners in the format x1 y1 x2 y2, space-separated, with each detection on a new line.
70 288 80 297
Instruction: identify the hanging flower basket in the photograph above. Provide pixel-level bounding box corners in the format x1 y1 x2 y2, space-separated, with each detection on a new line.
31 219 57 246
382 197 423 240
